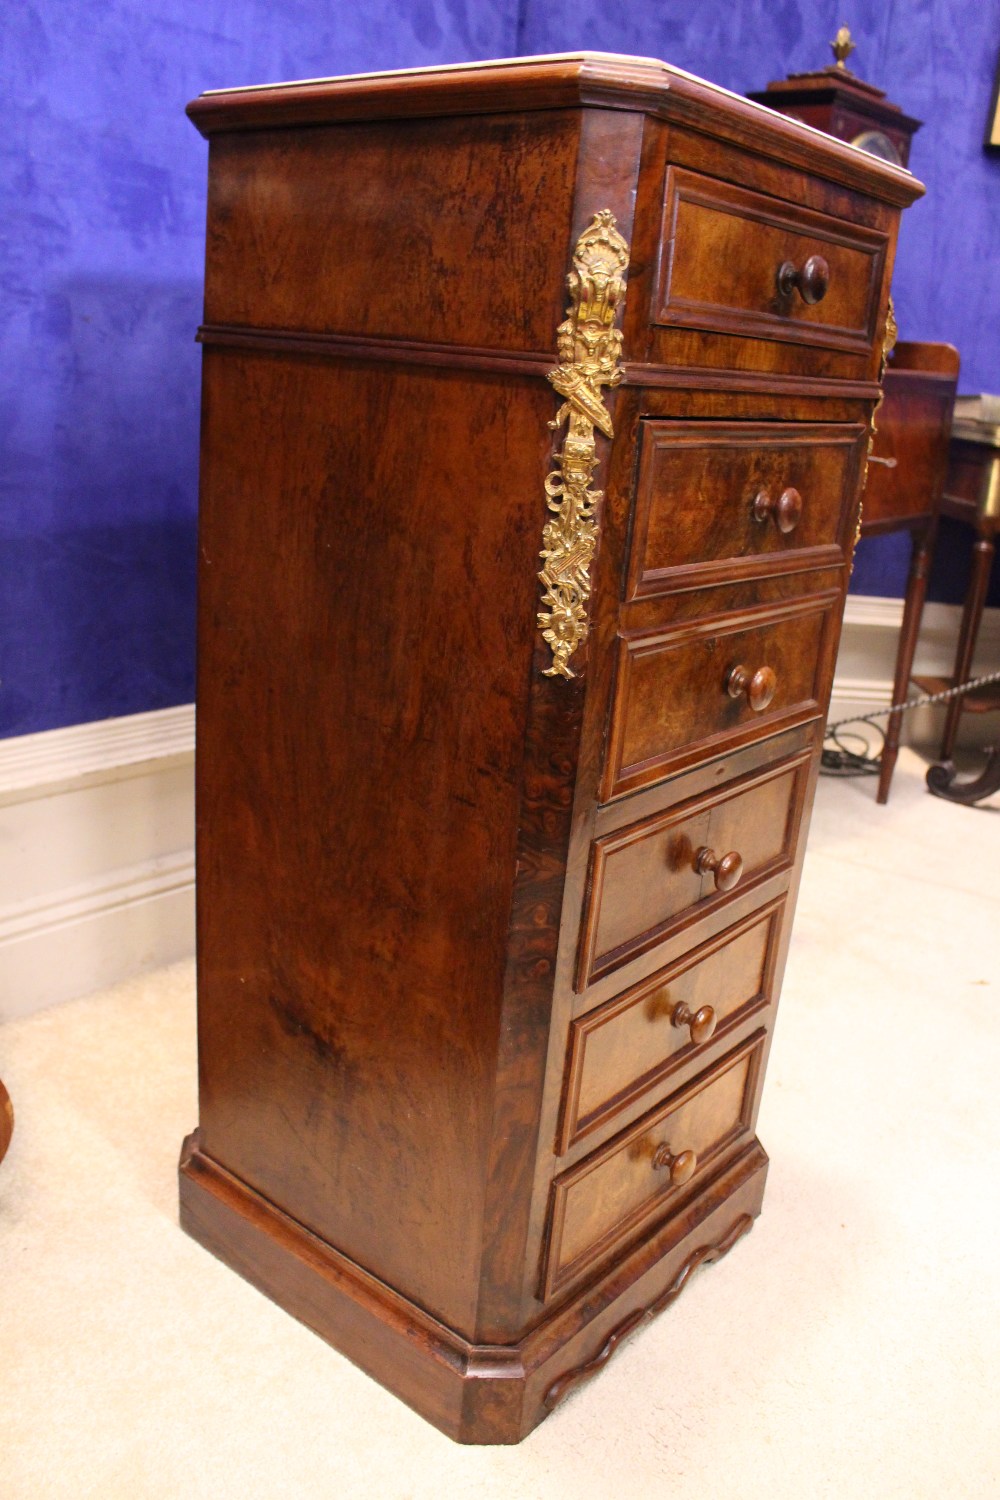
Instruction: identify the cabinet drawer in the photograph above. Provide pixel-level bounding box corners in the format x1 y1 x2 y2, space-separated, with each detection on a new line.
655 168 887 355
627 421 867 598
604 592 838 801
542 1035 764 1298
578 752 810 990
561 901 783 1150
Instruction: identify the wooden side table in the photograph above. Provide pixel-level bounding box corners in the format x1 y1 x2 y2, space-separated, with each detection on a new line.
912 410 1000 759
855 341 960 802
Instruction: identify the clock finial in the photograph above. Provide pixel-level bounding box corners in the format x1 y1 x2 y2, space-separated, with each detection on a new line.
831 26 856 70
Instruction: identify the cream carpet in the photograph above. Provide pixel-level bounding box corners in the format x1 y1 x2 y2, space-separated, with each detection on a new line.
1 747 998 1498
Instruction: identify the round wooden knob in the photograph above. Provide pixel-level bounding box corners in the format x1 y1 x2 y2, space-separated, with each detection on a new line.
671 1002 717 1046
752 486 802 534
727 664 777 712
652 1144 698 1185
695 846 743 892
777 254 830 304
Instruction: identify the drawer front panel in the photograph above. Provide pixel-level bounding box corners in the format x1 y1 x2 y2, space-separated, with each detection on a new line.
578 753 809 990
604 594 838 800
655 168 887 354
543 1035 764 1298
628 421 867 597
562 901 783 1150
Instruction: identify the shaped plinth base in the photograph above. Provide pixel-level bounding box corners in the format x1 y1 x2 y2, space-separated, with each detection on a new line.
179 1131 767 1443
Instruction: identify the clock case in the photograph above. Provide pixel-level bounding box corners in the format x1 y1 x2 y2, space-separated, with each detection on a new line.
747 64 922 168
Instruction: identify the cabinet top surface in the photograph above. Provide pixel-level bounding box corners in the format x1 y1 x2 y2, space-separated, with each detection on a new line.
187 51 922 207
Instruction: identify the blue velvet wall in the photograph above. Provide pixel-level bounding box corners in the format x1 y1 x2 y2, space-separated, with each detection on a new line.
2 1 998 736
0 1 518 737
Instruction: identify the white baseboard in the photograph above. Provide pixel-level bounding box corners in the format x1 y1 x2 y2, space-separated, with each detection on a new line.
832 597 1000 749
0 598 995 1021
0 706 195 1022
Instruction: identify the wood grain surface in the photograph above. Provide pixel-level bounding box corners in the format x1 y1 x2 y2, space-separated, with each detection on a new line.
180 53 921 1442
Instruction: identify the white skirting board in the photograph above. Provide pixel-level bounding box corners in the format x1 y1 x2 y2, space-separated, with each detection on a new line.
832 597 1000 750
0 598 996 1021
0 705 195 1022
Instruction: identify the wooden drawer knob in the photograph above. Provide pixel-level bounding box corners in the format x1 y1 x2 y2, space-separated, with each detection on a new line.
727 663 777 712
752 486 803 534
672 1002 717 1046
695 846 744 892
652 1144 698 1185
777 254 830 304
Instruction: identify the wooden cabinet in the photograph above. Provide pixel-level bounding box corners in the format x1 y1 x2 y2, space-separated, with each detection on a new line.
179 52 921 1444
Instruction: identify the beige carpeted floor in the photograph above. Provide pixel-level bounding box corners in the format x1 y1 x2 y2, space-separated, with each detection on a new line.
1 747 998 1499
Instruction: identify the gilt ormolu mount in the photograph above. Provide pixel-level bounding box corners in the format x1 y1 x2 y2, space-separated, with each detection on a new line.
539 210 629 679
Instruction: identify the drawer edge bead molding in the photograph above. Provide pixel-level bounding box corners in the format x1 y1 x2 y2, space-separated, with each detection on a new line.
539 210 630 679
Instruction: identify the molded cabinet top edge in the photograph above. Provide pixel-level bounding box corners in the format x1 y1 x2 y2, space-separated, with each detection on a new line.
186 51 923 209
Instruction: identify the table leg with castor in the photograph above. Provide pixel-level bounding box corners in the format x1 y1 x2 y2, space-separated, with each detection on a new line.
877 525 935 804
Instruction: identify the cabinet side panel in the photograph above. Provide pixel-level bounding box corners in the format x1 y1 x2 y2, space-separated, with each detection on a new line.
195 350 552 1334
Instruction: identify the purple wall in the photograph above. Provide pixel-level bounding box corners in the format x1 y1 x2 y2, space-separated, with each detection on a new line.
0 1 517 737
2 1 998 736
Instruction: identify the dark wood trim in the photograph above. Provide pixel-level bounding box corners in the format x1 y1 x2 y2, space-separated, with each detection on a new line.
878 368 962 396
630 543 846 595
624 363 883 400
542 1207 754 1411
858 513 927 538
198 325 886 403
197 324 554 377
186 54 924 210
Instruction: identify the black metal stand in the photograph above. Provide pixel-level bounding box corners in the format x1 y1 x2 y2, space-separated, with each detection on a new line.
926 749 1000 806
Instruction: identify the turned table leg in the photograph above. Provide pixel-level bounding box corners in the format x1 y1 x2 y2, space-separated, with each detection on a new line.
878 523 935 804
939 536 995 760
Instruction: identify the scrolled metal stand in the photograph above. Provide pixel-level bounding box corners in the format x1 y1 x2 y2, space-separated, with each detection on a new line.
925 748 1000 805
824 669 1000 806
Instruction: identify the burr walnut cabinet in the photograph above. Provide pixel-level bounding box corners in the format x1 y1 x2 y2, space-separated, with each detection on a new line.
179 53 921 1443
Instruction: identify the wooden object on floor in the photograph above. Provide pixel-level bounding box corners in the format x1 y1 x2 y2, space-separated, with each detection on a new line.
0 1079 12 1165
178 52 921 1444
912 407 1000 758
855 341 960 802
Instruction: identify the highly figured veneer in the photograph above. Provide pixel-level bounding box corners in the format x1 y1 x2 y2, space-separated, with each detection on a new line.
179 52 922 1444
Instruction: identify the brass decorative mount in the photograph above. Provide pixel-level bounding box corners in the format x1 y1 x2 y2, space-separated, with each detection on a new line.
538 210 630 680
831 25 856 71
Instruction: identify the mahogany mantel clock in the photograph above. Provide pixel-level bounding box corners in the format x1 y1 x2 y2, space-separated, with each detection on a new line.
747 27 922 168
